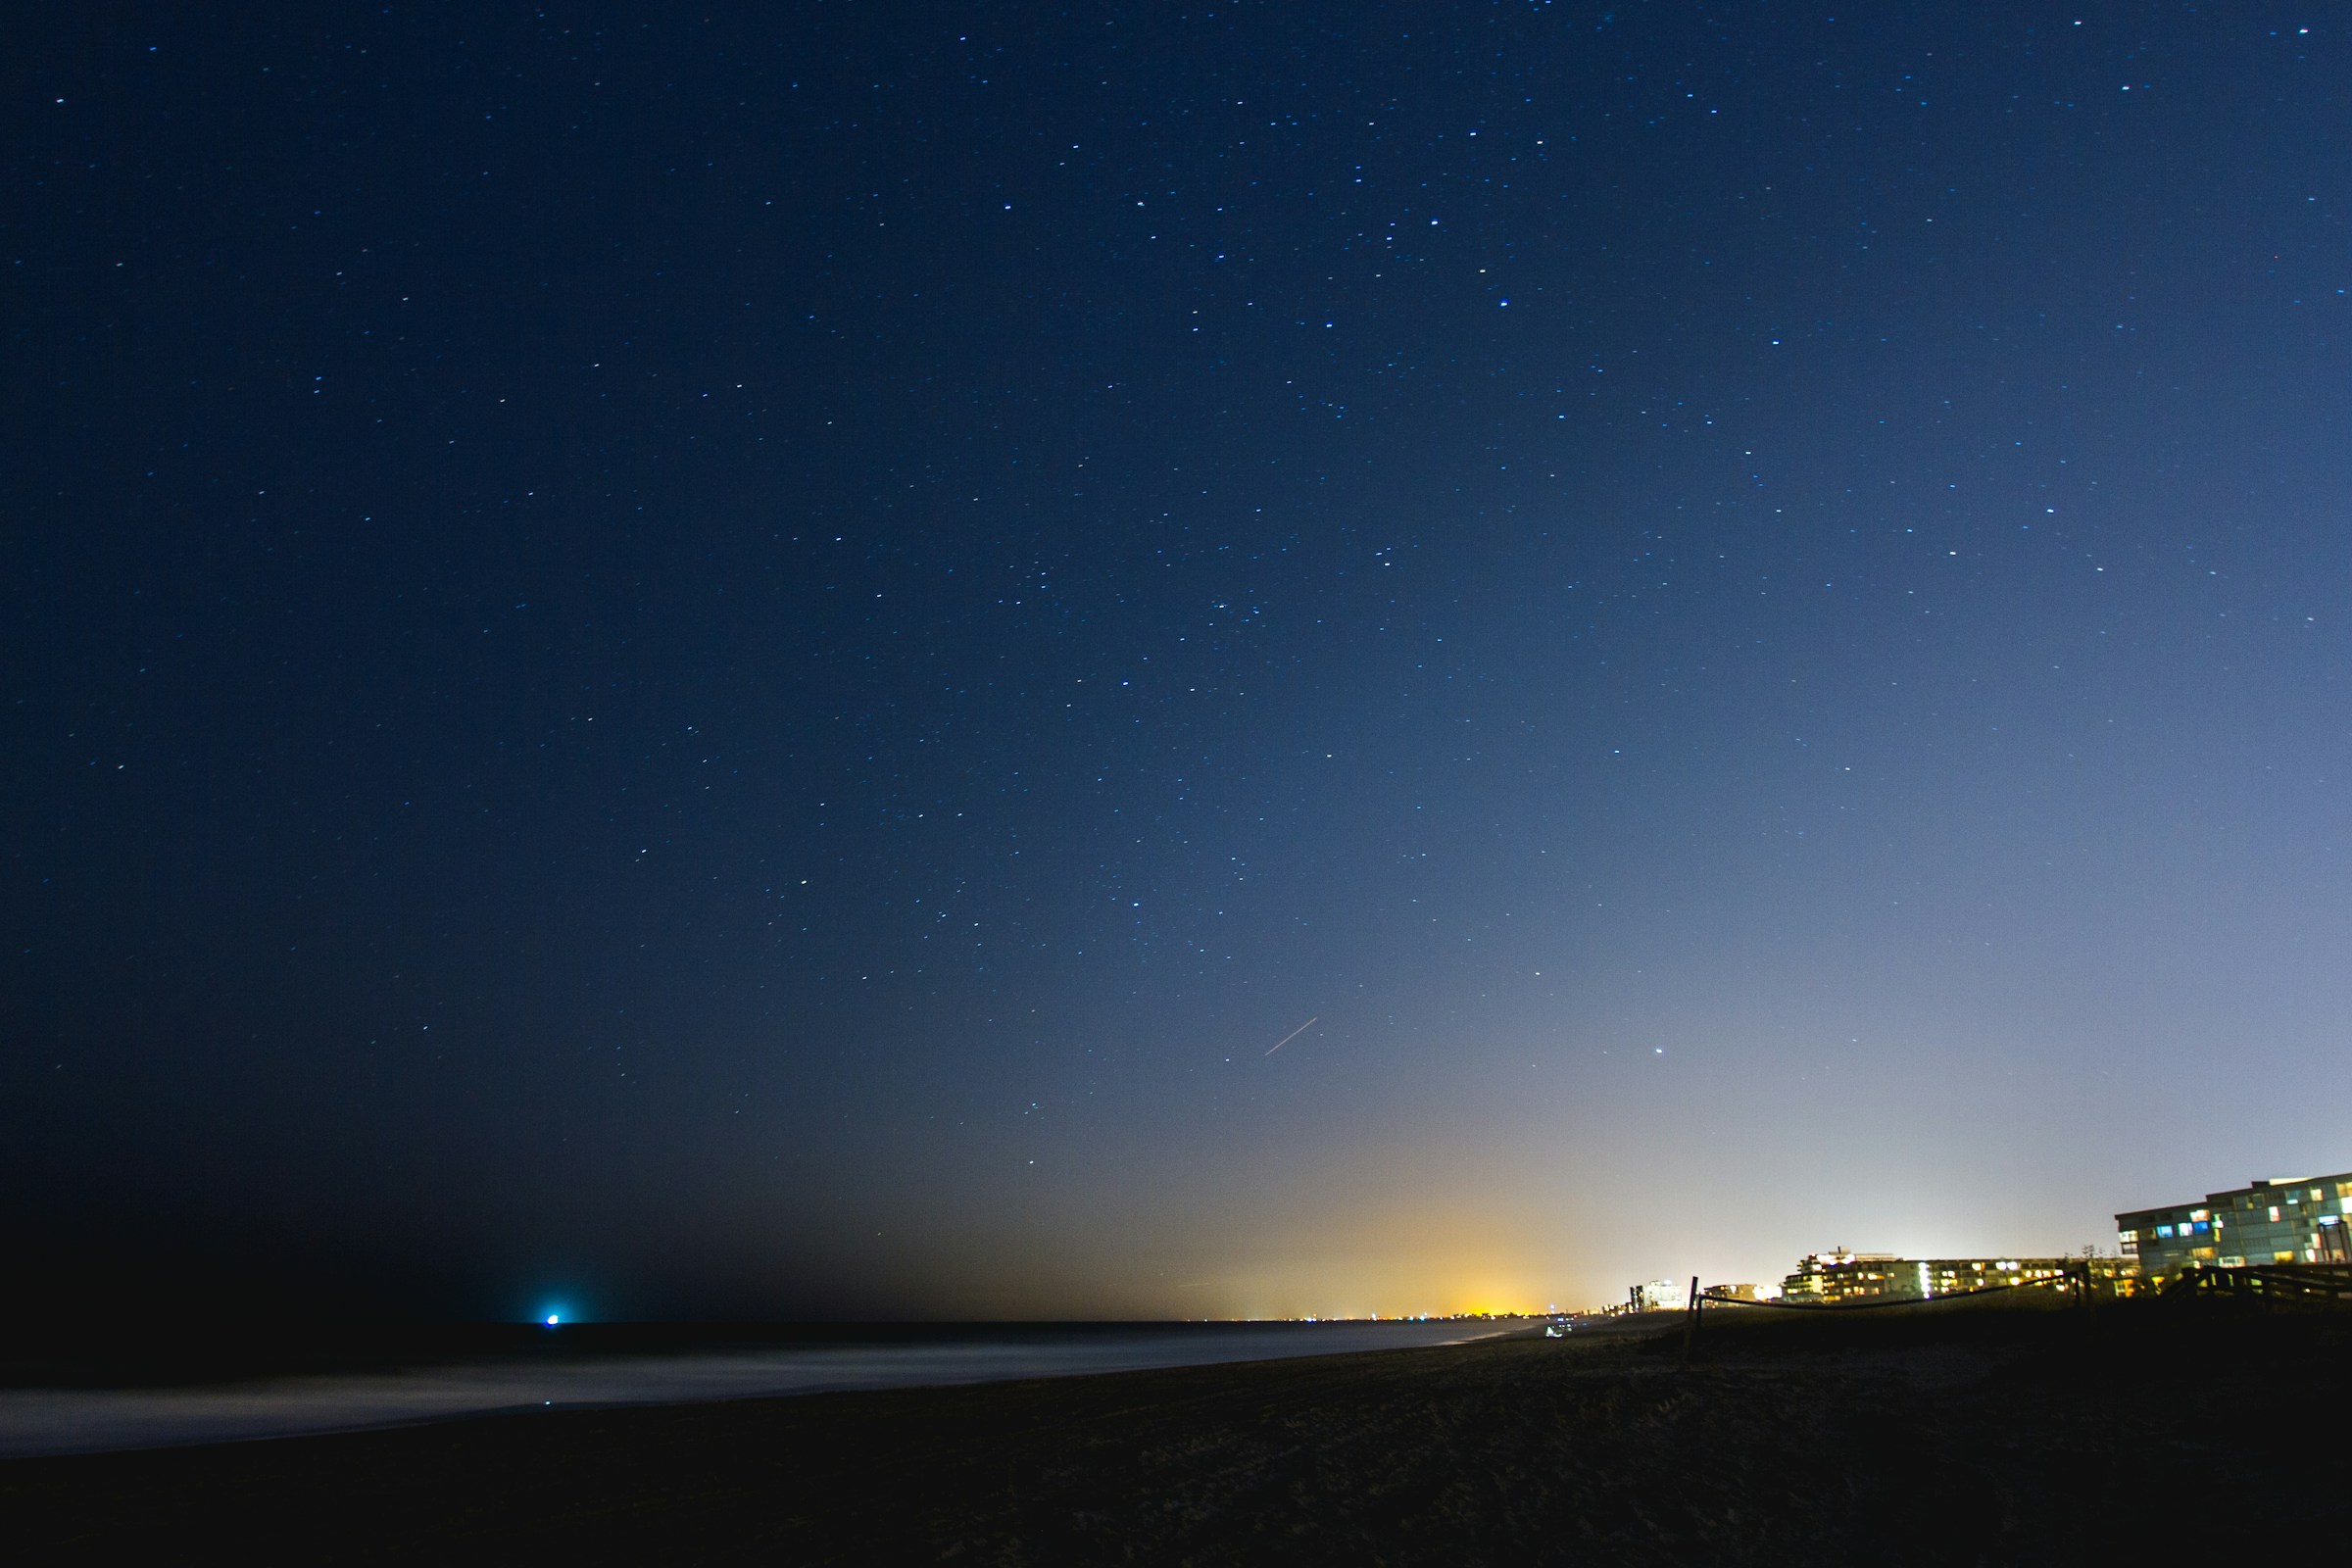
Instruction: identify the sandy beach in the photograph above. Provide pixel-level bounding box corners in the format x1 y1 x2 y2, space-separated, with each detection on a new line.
6 1297 2345 1561
0 1319 1513 1459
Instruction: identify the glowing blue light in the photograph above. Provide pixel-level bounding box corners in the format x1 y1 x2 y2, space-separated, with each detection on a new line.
545 1314 561 1326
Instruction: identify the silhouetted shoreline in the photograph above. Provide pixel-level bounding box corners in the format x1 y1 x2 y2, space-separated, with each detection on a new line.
6 1298 2344 1561
0 1318 1521 1457
0 1315 1528 1393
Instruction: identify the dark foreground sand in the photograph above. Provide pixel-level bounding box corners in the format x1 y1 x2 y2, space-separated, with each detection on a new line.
5 1298 2346 1563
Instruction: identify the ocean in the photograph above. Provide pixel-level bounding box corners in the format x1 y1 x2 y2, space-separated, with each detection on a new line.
0 1318 1523 1457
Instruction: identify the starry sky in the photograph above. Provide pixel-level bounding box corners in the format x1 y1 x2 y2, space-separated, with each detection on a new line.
6 3 2349 1324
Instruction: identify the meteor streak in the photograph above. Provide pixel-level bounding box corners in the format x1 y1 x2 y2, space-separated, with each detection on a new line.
1264 1016 1319 1055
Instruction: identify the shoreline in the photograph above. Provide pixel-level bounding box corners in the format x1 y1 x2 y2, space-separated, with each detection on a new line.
0 1318 1529 1460
11 1303 2338 1560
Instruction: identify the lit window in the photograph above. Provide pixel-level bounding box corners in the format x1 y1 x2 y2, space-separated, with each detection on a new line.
2271 1206 2281 1222
2192 1221 2209 1233
2157 1224 2175 1238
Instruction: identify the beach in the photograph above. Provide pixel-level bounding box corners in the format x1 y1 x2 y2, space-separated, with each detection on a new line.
6 1298 2345 1561
0 1319 1514 1459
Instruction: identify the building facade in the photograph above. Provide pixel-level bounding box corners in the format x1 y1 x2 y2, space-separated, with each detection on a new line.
1780 1250 2086 1302
2117 1171 2352 1285
1707 1282 1783 1302
1631 1279 1689 1312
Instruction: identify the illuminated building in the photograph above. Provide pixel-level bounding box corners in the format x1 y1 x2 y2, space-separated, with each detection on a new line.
2116 1171 2352 1286
1780 1250 2088 1302
1782 1250 1901 1301
1630 1279 1689 1312
1708 1283 1781 1302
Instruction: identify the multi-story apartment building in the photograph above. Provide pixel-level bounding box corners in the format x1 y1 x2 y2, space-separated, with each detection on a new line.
1783 1250 1902 1301
1630 1279 1689 1312
1780 1250 2086 1302
2117 1171 2352 1285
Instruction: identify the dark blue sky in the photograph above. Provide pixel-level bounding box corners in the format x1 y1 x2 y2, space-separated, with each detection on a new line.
6 3 2347 1320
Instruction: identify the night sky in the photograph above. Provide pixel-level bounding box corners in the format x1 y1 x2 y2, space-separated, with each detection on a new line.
7 4 2348 1324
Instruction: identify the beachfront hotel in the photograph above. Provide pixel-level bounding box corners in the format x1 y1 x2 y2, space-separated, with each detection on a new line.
2116 1170 2352 1287
1778 1250 2093 1303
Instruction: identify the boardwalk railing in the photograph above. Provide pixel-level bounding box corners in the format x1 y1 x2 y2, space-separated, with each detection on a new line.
2160 1262 2352 1304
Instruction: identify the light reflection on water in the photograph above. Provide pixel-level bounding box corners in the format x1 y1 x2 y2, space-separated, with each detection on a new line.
0 1320 1515 1457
